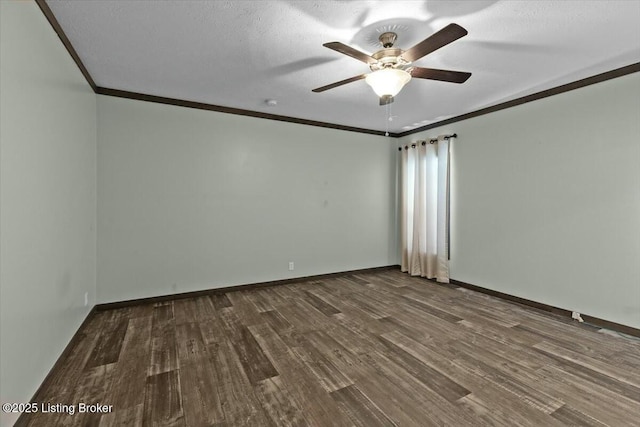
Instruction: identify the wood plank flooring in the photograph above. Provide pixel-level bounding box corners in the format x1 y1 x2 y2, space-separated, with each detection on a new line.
18 270 640 426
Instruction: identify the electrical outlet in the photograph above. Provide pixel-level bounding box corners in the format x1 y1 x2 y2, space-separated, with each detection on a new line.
84 292 89 307
288 262 294 271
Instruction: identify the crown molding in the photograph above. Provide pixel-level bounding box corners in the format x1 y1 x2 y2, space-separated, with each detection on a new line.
35 0 97 91
95 87 398 137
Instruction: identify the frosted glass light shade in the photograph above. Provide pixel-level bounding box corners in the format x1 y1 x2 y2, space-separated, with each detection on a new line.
365 69 411 97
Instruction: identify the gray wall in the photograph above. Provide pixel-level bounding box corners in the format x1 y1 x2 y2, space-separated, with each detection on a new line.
97 95 398 303
400 72 640 329
0 2 97 426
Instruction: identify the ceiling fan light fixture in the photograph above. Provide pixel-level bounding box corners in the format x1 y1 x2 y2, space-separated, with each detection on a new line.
365 68 411 97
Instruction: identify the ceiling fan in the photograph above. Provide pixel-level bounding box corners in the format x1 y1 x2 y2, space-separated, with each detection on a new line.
312 23 472 105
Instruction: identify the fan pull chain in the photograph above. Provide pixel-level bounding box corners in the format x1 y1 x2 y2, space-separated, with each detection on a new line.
385 102 390 137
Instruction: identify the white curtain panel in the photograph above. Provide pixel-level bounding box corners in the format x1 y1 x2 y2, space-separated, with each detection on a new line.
400 135 451 282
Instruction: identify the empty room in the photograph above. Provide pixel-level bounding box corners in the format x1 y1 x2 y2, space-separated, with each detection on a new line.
1 0 639 426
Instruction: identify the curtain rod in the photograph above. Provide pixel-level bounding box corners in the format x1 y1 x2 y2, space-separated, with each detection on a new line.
398 133 457 150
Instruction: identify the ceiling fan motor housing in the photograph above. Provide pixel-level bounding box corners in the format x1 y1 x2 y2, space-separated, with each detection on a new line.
371 48 409 71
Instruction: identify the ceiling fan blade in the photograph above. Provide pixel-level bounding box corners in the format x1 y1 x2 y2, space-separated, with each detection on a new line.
410 67 471 83
323 42 377 64
312 74 367 93
379 95 394 106
400 23 468 63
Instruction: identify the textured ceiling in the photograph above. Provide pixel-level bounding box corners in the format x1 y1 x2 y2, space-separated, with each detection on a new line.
45 0 640 133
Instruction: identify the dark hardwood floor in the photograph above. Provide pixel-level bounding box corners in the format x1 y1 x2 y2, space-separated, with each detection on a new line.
19 270 640 426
